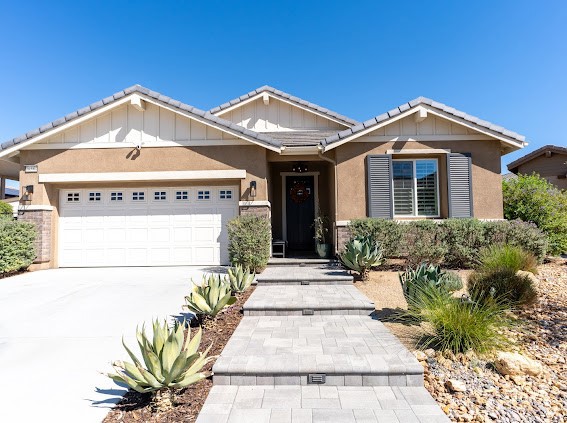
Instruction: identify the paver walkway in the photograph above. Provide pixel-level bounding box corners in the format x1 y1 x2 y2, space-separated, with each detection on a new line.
197 266 449 423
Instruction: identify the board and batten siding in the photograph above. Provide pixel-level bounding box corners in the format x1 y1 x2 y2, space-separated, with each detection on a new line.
219 97 346 132
36 102 238 146
362 114 480 137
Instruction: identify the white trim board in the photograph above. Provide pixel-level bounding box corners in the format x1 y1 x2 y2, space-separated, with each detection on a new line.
280 171 320 243
39 170 247 183
239 200 271 207
25 139 251 150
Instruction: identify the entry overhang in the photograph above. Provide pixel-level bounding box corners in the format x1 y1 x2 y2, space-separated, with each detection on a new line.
38 169 246 183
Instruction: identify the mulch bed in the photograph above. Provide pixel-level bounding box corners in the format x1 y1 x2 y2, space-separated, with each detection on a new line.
0 269 28 279
103 287 255 423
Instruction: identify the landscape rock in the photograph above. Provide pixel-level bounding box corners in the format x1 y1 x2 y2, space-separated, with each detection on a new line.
445 378 467 392
494 352 543 376
413 350 427 361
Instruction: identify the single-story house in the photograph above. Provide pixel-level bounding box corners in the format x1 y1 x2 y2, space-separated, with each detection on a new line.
507 145 567 189
0 85 526 269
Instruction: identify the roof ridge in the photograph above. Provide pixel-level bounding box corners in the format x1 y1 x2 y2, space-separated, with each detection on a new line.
507 144 567 171
209 85 360 127
322 97 526 147
0 85 281 152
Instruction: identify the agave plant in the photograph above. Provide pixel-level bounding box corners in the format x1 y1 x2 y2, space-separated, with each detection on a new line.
105 319 214 411
339 235 384 281
399 263 463 308
227 264 255 293
185 274 237 318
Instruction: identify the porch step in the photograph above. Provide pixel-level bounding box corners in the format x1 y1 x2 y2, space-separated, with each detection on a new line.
243 285 375 316
212 315 423 387
268 257 336 267
256 265 353 285
196 385 450 423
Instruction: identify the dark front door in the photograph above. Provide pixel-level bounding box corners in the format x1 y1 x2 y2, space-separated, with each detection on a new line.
286 175 315 251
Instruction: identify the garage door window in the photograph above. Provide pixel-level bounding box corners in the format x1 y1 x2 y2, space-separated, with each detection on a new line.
176 191 189 201
132 192 145 201
66 192 80 203
197 190 210 200
154 191 167 201
110 192 123 201
220 190 233 200
88 192 102 202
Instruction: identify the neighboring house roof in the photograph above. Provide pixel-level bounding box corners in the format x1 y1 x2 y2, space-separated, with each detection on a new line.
322 96 526 151
0 85 282 154
507 144 567 173
264 130 341 147
210 85 360 127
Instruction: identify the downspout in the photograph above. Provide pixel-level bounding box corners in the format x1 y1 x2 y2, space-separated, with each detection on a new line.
318 145 339 252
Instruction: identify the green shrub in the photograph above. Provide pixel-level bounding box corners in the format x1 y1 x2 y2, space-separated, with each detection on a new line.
348 218 403 257
399 263 463 307
227 215 271 273
477 244 538 274
484 220 547 263
468 270 538 307
0 202 13 220
440 219 486 268
185 274 237 319
105 319 213 411
404 221 447 266
0 220 36 273
403 285 510 353
339 235 384 280
503 173 567 255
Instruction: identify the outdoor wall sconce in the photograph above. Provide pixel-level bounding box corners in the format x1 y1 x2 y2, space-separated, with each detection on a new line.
292 162 308 173
249 181 257 198
21 185 34 203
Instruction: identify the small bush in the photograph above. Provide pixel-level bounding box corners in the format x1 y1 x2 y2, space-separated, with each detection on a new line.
477 244 538 275
399 263 463 308
0 202 13 220
503 173 567 255
468 270 538 307
404 221 447 266
339 235 384 280
403 285 510 353
440 219 486 268
227 215 271 273
484 220 548 263
348 219 403 257
0 220 36 273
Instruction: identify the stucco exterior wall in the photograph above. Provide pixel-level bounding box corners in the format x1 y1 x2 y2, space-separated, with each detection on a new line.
334 139 503 220
19 145 269 206
515 153 567 190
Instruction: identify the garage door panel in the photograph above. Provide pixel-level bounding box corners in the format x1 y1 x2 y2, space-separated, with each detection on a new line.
59 186 238 267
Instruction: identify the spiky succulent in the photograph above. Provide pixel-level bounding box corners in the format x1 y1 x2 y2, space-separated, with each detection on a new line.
105 319 214 396
339 235 384 280
399 263 463 307
227 264 255 293
185 274 237 318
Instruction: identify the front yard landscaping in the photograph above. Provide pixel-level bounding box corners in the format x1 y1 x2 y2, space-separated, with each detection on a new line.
356 258 567 422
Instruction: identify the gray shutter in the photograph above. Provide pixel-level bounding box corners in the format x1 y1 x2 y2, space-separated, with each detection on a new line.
367 155 393 219
447 153 473 218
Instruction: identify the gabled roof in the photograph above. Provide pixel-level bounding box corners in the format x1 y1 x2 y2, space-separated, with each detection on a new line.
507 145 567 173
322 96 526 151
210 85 360 127
0 85 282 154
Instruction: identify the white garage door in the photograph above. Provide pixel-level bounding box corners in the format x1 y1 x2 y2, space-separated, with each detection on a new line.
59 186 239 267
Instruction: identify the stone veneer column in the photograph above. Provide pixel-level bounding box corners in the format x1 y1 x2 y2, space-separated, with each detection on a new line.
238 201 271 219
335 221 351 253
18 208 52 264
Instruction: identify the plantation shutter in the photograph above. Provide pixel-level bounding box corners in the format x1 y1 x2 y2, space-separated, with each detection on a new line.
366 154 394 219
447 153 473 218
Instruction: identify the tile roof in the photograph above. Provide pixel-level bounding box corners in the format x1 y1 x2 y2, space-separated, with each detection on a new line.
322 96 526 148
263 130 341 147
209 85 360 127
507 144 567 172
0 85 282 152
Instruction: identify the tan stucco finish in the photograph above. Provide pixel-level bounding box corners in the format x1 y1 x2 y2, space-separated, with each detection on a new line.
334 139 504 220
514 153 567 190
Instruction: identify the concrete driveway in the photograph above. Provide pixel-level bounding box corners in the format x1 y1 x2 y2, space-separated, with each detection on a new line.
0 266 215 422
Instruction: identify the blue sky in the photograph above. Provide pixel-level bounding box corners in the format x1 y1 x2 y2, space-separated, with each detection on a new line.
1 0 565 174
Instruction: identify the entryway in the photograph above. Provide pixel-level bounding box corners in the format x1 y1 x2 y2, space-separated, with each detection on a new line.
285 174 315 251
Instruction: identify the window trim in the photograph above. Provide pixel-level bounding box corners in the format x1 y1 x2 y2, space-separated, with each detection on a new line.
392 158 440 218
196 189 211 201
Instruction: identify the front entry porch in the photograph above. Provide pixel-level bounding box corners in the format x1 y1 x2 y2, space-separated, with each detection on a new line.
268 159 335 258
